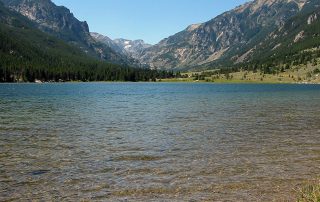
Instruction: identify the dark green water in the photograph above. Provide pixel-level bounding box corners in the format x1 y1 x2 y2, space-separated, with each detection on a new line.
0 83 319 201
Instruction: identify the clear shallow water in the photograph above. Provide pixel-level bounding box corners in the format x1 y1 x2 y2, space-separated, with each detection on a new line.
0 83 319 201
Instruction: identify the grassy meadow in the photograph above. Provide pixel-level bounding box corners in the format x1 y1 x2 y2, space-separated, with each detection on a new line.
160 62 320 84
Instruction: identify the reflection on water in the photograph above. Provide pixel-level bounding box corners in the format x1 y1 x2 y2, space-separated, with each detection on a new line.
0 83 319 201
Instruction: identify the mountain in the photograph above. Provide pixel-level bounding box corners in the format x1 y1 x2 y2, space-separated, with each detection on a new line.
0 0 130 65
138 0 319 70
0 1 170 82
2 0 319 72
242 1 320 66
90 32 152 62
90 32 127 56
113 38 152 59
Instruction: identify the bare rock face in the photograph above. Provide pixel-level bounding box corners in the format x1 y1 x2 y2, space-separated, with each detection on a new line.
2 0 91 44
138 0 311 70
308 13 318 25
294 31 305 43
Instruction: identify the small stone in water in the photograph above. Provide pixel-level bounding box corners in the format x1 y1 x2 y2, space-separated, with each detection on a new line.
31 170 50 176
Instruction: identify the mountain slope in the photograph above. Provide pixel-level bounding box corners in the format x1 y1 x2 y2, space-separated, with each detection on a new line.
0 2 169 82
139 0 316 70
243 1 320 66
90 32 127 56
113 38 152 59
2 0 319 71
0 0 130 65
90 32 152 62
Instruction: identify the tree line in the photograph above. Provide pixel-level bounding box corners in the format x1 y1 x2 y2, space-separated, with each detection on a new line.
0 22 176 82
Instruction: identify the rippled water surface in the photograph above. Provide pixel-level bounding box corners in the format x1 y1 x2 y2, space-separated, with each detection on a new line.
0 83 320 201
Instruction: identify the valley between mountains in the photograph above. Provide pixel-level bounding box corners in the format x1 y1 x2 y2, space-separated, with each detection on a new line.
0 0 320 83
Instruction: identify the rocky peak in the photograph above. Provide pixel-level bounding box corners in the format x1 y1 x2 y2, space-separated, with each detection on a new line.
186 23 201 32
113 38 152 59
247 0 307 12
0 0 132 65
90 32 127 55
90 32 152 62
1 0 90 37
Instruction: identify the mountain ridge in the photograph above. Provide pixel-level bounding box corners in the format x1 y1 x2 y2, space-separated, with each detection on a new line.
90 32 152 62
137 0 319 70
0 0 131 65
0 1 175 82
1 0 319 71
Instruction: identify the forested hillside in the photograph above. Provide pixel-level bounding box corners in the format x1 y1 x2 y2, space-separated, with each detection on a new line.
0 2 174 82
1 0 132 65
223 4 320 73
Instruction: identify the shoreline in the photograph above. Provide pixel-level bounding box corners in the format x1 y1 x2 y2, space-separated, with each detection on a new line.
0 80 320 84
158 79 320 85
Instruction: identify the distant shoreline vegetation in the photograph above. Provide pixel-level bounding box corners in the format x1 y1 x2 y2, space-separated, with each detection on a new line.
2 64 320 84
0 17 178 83
159 64 320 84
0 62 179 83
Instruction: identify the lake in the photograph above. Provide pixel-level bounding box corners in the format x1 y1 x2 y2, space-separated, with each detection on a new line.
0 83 319 201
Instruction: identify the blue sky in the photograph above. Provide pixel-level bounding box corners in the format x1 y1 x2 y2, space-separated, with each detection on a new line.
52 0 250 44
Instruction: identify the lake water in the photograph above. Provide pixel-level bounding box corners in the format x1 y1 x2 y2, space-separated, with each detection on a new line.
0 83 319 201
